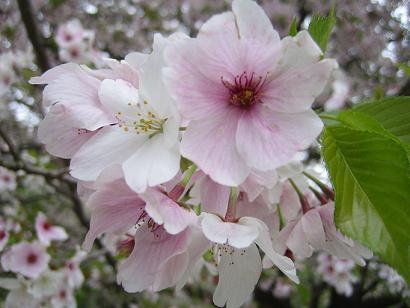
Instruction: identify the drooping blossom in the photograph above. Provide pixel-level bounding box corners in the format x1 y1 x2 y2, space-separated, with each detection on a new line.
274 202 372 265
201 212 298 308
1 242 50 279
378 264 408 295
67 34 183 193
82 168 205 292
164 0 337 186
35 212 68 246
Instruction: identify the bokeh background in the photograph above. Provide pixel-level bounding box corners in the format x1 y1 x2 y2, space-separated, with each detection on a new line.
0 0 409 307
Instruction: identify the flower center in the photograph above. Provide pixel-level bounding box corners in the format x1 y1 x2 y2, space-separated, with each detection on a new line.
0 230 5 240
42 221 51 231
115 100 166 138
27 253 38 264
221 72 266 108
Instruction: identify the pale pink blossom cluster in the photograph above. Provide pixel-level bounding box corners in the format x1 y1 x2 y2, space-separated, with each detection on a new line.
31 1 372 307
0 167 16 193
56 19 107 67
378 264 409 296
0 213 84 308
0 50 34 97
317 253 357 297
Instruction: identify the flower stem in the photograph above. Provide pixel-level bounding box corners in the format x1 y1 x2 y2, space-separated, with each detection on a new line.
289 178 310 214
182 164 197 186
225 187 238 222
169 164 198 202
303 171 334 200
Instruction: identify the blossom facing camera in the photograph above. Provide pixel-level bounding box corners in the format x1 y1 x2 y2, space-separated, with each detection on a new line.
164 0 337 186
35 212 68 246
1 242 50 279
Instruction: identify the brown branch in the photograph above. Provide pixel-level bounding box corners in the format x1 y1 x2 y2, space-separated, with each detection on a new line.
17 0 51 72
0 126 20 163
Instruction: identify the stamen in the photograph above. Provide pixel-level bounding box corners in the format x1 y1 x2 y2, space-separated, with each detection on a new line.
221 71 268 108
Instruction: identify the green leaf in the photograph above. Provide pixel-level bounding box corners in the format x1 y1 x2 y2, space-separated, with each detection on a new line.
308 6 336 53
353 97 410 148
289 17 298 37
323 125 410 283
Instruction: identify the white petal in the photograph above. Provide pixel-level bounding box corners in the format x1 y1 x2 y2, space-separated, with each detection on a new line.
232 0 280 45
123 134 180 193
213 243 262 308
70 125 145 181
201 213 259 249
250 217 299 283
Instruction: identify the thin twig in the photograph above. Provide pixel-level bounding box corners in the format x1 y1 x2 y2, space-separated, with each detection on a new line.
17 0 51 72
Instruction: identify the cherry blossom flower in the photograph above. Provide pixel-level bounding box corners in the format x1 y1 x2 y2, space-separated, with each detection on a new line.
82 168 205 292
1 242 50 279
55 19 86 48
200 212 298 308
274 202 372 265
69 33 183 193
0 167 16 192
317 253 357 297
164 0 337 186
35 212 68 246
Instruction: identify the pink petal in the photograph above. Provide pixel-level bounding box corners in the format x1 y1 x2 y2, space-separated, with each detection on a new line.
181 107 250 186
236 104 323 171
262 59 338 113
196 175 230 216
142 187 197 235
30 63 115 130
83 177 145 251
38 104 97 159
117 226 190 292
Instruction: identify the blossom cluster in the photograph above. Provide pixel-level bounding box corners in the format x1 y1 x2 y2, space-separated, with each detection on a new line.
30 0 375 307
0 212 85 308
55 19 107 67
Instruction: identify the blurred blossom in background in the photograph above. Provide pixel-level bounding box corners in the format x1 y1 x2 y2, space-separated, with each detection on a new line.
0 0 409 307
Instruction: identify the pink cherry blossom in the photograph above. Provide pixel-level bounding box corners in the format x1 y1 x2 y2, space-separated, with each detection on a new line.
274 202 372 265
317 253 357 297
35 212 68 246
1 242 50 279
117 224 206 293
0 167 16 192
164 0 337 186
55 19 85 48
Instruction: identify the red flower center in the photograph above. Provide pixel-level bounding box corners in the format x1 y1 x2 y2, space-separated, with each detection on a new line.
42 221 51 231
27 253 38 264
0 230 6 240
221 72 266 108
